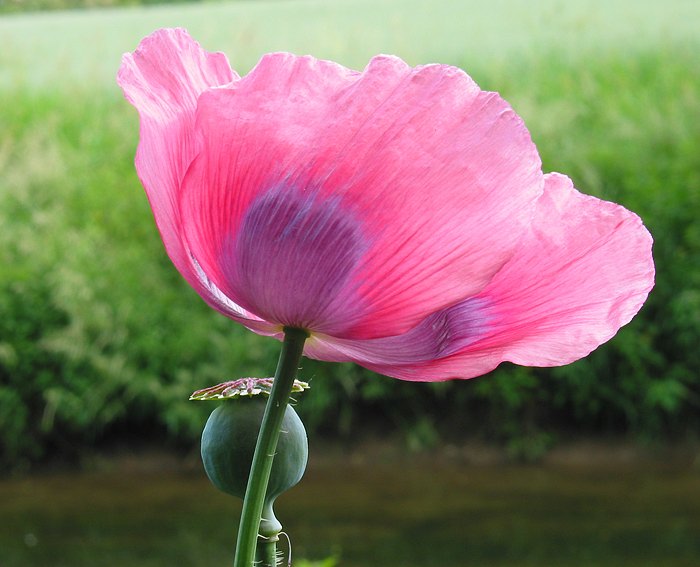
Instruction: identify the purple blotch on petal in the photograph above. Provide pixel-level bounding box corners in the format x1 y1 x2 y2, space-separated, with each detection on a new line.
312 297 491 365
425 298 492 359
222 185 367 332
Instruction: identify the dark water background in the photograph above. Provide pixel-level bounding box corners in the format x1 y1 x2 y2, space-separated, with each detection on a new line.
2 446 699 567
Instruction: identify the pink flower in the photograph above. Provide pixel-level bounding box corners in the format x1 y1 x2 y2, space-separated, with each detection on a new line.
118 28 654 381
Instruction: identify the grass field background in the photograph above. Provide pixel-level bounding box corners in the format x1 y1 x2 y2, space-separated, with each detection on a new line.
2 0 699 90
1 0 699 470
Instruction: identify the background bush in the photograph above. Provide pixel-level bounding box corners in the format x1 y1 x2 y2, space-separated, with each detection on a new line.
1 0 699 470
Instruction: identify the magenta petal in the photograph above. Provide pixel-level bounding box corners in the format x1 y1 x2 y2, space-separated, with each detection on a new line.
121 31 653 375
179 52 544 337
117 28 234 281
321 173 653 381
479 173 655 366
304 298 491 365
118 29 278 333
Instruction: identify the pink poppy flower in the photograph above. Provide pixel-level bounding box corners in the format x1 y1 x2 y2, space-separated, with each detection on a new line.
118 28 654 381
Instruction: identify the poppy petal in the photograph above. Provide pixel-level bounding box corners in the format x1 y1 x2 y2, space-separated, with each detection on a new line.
477 172 655 366
179 52 544 338
118 29 276 333
305 173 654 380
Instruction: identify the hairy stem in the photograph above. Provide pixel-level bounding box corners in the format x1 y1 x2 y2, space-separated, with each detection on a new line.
256 536 280 567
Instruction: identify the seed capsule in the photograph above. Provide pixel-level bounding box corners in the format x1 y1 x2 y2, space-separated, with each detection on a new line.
201 397 308 535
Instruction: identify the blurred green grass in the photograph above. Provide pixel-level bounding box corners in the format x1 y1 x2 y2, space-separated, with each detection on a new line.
1 0 699 469
1 0 698 90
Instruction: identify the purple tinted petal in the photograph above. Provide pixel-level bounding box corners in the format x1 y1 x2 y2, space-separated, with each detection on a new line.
190 255 282 336
305 297 491 365
179 51 542 340
218 185 369 333
310 174 655 381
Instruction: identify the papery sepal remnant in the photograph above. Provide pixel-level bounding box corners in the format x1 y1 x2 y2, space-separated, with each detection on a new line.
190 378 310 400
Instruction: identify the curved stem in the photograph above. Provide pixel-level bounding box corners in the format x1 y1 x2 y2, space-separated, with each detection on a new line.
233 327 307 567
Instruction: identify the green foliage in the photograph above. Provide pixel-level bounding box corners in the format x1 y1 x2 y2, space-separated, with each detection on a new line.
1 3 699 470
0 89 279 467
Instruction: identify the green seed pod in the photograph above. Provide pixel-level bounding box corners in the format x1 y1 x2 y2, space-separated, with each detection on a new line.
201 397 308 535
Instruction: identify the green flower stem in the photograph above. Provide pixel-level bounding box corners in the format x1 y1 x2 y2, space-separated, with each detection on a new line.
233 327 307 567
